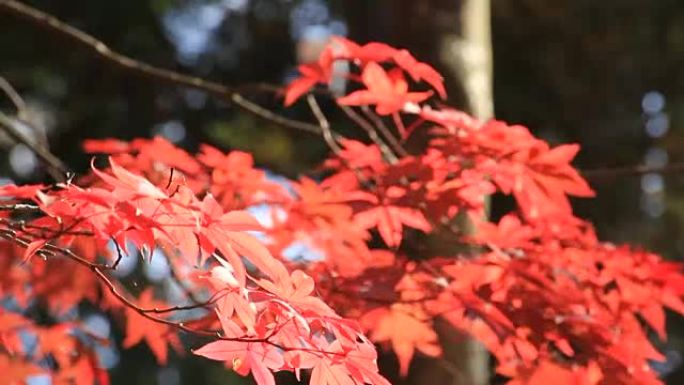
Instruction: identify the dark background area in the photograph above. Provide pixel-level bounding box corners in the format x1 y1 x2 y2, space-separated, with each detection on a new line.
3 0 684 384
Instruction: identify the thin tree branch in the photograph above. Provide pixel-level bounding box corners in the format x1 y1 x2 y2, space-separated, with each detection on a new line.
230 93 328 137
0 226 243 339
0 203 42 212
0 0 274 98
167 259 205 305
306 94 342 155
0 76 52 149
0 0 339 140
0 76 27 113
360 106 408 157
0 219 94 241
581 162 684 181
0 110 68 181
339 105 398 164
4 0 682 184
0 227 353 358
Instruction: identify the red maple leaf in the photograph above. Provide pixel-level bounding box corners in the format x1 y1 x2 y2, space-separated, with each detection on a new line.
498 143 595 220
122 289 182 364
337 62 432 115
284 46 335 106
310 360 356 385
206 256 256 333
361 305 441 376
194 315 284 385
91 157 168 200
332 36 446 98
354 204 431 247
332 36 399 64
200 193 289 285
392 49 446 99
256 269 336 316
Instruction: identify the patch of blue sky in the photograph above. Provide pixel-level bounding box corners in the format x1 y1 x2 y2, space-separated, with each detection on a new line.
245 171 293 240
78 313 120 369
255 171 325 262
0 177 13 186
19 329 39 357
0 177 15 201
107 239 139 278
26 374 51 385
53 306 79 322
162 3 227 64
163 278 208 321
282 241 324 263
290 0 348 47
264 170 295 195
144 248 171 282
82 313 111 340
1 295 30 313
290 0 329 40
95 344 120 369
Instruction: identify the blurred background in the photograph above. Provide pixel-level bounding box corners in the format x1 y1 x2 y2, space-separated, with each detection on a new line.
3 0 684 384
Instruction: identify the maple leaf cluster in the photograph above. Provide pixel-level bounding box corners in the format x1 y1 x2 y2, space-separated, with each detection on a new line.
0 153 387 385
0 36 683 385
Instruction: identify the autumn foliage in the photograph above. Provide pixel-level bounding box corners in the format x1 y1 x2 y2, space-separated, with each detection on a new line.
1 36 684 385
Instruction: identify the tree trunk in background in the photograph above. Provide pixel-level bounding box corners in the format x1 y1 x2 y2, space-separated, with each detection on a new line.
344 1 494 384
342 0 493 116
432 2 493 384
440 0 494 120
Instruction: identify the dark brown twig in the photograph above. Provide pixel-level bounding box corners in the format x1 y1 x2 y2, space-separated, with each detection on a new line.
0 203 42 212
360 106 409 157
581 162 684 181
338 105 398 163
0 110 68 181
306 94 342 155
0 76 26 113
140 289 229 314
4 0 682 184
0 226 352 358
0 0 272 98
0 75 54 154
0 0 338 141
230 93 327 136
167 258 205 305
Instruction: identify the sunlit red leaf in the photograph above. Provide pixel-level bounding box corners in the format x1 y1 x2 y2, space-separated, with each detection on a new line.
122 289 181 364
361 306 440 376
337 62 432 115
